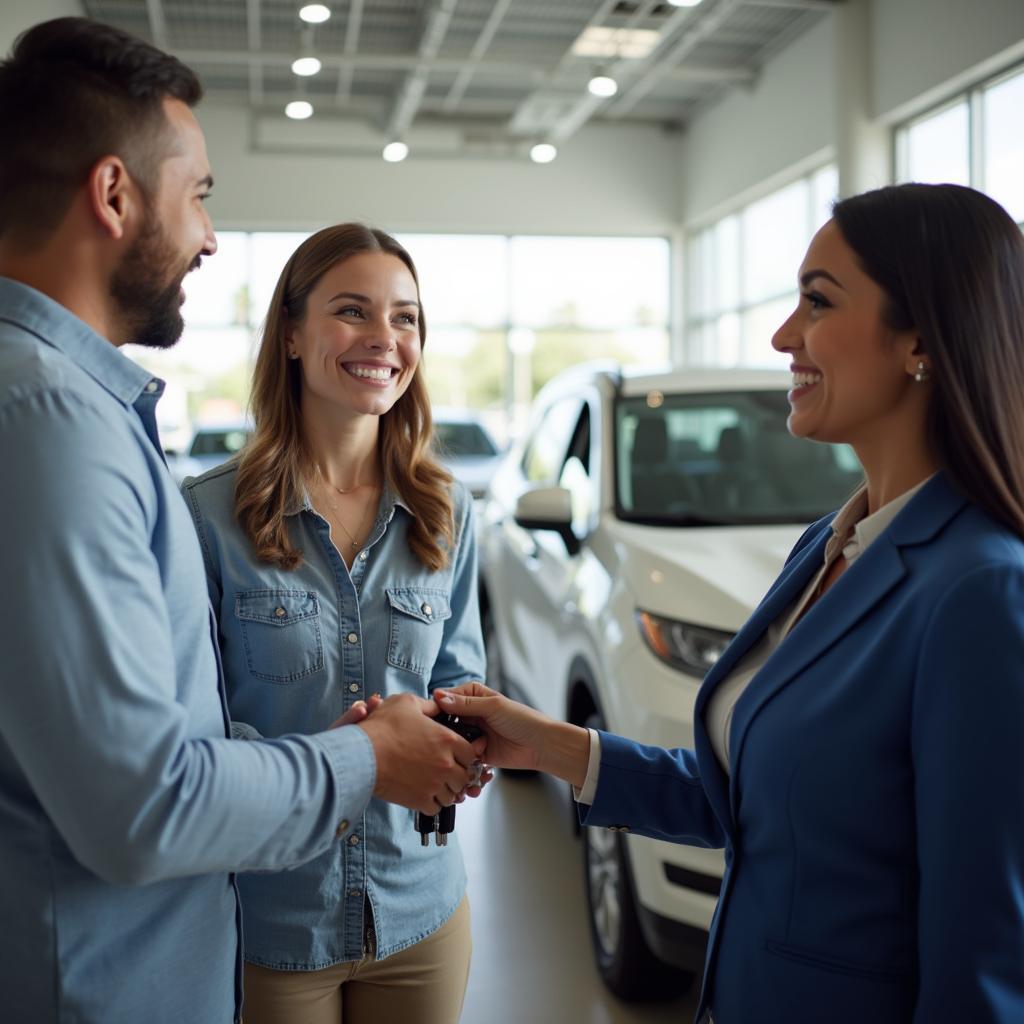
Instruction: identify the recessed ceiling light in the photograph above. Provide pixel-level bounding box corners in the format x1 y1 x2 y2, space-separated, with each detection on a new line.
667 0 704 7
291 56 322 76
285 100 314 119
299 4 331 23
530 143 557 164
588 74 618 98
382 141 409 162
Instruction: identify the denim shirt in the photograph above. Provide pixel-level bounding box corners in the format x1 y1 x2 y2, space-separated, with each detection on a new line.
182 461 485 967
0 278 377 1024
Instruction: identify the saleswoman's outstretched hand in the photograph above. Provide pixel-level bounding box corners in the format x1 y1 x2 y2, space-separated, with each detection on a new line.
433 683 589 788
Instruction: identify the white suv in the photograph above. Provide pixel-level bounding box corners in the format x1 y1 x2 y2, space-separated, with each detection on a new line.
476 363 861 1001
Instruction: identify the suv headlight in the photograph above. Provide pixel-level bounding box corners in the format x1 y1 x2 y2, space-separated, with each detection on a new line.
636 611 734 678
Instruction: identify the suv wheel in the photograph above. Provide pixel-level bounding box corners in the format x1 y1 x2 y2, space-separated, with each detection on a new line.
582 712 695 1002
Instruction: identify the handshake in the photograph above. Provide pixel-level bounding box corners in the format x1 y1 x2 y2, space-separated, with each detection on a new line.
339 684 591 815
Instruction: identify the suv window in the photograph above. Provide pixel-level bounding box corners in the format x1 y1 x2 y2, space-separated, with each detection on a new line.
615 390 862 525
522 397 584 485
433 421 499 457
190 428 250 458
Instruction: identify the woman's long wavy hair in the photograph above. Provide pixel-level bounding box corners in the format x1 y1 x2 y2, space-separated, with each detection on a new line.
235 223 454 571
832 183 1024 538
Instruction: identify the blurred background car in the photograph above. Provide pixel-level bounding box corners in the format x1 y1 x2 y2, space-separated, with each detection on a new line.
431 406 504 500
475 362 862 1002
165 421 253 485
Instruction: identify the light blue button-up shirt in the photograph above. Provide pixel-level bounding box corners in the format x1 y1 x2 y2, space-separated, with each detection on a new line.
182 460 485 967
0 277 377 1024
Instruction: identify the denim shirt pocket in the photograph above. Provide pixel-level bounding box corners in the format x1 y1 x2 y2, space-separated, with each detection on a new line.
386 587 452 677
234 589 325 683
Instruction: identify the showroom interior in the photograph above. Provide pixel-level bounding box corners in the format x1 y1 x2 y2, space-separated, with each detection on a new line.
3 0 1024 1021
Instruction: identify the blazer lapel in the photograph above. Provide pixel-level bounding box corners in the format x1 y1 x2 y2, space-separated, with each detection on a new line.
692 525 832 832
725 473 969 818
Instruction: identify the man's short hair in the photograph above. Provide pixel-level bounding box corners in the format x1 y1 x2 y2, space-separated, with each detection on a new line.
0 17 202 243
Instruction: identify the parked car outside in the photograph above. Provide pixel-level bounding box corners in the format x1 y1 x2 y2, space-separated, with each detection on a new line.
165 421 252 485
476 362 862 1001
431 406 503 499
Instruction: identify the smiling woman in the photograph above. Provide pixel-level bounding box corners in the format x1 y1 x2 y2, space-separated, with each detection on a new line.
179 224 485 1024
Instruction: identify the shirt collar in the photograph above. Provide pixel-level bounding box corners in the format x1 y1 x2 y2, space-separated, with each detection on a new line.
825 475 935 565
286 479 415 521
0 276 160 406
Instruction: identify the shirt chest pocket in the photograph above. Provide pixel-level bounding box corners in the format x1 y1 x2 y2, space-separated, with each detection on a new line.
386 588 452 678
234 589 325 683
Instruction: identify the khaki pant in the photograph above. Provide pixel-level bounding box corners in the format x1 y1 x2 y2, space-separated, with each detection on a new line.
242 896 472 1024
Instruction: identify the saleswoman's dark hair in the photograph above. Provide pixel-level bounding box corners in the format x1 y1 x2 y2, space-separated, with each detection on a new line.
832 183 1024 538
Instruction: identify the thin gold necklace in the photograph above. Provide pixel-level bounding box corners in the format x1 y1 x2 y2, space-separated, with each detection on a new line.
314 466 380 550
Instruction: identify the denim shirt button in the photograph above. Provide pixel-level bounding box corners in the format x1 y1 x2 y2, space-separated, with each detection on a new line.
347 632 359 644
421 603 432 616
348 834 360 846
348 889 361 898
274 606 286 618
359 551 368 561
348 682 360 693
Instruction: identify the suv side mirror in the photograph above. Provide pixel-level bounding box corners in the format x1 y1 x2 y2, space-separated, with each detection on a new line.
513 486 581 556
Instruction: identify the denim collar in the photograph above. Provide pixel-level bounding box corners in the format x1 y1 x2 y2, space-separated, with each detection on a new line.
0 276 160 406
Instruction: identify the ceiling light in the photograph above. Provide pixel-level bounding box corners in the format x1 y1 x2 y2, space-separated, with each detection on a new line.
299 4 331 23
382 141 409 163
285 100 314 120
572 27 660 60
291 56 322 76
667 0 704 7
530 143 557 164
588 74 618 98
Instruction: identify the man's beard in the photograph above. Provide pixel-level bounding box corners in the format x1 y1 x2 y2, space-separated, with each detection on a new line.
110 212 196 350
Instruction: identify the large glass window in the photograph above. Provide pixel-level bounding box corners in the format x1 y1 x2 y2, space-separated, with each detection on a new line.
128 232 670 450
896 63 1024 225
686 164 837 368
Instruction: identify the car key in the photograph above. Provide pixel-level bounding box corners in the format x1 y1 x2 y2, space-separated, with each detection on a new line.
415 712 484 847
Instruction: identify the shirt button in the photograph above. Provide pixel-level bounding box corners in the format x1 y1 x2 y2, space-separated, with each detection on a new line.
274 607 286 618
144 380 158 393
348 682 360 693
421 603 432 616
335 819 350 838
347 889 361 898
347 632 359 644
348 834 360 846
359 551 368 561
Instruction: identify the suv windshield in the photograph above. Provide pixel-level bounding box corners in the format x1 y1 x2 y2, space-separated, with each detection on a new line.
615 390 862 526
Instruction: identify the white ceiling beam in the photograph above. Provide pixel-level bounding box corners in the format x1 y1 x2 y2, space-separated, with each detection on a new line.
441 0 514 113
145 0 167 49
384 0 459 140
743 0 842 9
336 0 364 105
246 0 262 108
609 0 747 119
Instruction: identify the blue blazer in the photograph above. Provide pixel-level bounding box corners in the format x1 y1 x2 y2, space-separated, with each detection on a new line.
583 474 1024 1023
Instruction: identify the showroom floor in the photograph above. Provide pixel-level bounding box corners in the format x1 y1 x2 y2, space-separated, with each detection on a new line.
458 771 700 1023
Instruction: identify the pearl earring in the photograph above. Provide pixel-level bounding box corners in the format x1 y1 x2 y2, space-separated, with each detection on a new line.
913 360 930 383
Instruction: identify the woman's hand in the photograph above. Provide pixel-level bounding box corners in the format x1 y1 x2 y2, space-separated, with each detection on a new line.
329 693 383 729
433 683 590 788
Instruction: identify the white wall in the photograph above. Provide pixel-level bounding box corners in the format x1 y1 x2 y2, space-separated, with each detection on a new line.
872 0 1024 121
680 0 1024 226
0 0 83 48
679 15 837 226
199 104 683 236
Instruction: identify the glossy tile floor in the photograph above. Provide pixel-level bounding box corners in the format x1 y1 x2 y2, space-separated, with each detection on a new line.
458 770 700 1024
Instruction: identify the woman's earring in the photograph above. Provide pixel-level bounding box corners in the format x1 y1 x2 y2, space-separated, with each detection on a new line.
913 360 931 383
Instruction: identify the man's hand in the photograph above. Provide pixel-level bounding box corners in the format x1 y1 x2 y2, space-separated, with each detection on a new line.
433 683 590 789
356 693 486 815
